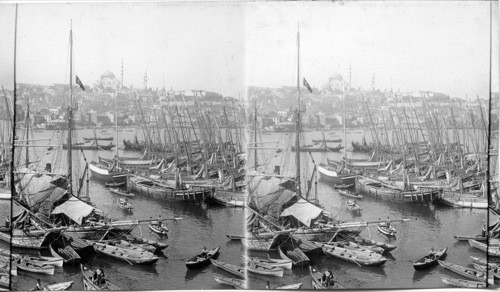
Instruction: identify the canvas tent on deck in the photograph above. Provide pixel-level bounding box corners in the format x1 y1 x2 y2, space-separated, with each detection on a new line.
280 198 324 227
51 196 96 225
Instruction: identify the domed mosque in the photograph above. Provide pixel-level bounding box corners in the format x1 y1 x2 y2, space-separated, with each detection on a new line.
326 72 346 92
94 70 121 90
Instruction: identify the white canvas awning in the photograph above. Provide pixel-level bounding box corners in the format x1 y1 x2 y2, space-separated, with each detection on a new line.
51 196 95 224
280 198 323 227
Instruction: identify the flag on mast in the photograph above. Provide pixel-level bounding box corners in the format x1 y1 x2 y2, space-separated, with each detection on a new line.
303 77 313 93
76 75 85 91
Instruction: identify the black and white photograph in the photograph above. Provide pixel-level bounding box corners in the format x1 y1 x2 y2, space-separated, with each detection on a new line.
0 0 499 291
0 2 246 290
244 1 499 290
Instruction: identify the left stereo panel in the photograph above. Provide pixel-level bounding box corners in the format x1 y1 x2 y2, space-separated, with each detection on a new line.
4 2 247 290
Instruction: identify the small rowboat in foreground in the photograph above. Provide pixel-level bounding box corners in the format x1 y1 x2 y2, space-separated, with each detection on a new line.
438 260 486 282
346 200 361 213
117 198 133 212
213 276 246 289
244 255 292 269
45 281 74 291
321 245 387 267
109 188 134 197
277 283 303 289
309 266 344 289
210 259 245 278
105 182 126 188
413 247 447 270
149 224 168 236
453 234 486 241
338 189 363 199
15 259 55 275
185 246 220 269
441 277 486 288
81 264 120 290
377 223 396 237
247 262 284 277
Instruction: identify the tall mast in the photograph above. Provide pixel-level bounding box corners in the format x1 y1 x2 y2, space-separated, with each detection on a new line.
253 99 258 169
295 25 301 197
67 21 74 195
11 4 18 189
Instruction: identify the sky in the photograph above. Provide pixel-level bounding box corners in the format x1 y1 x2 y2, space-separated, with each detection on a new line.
0 1 498 100
245 1 499 99
0 2 245 97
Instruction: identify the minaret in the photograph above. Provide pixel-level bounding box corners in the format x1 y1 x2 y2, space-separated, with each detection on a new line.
143 71 148 90
120 60 124 88
371 73 376 92
348 62 352 91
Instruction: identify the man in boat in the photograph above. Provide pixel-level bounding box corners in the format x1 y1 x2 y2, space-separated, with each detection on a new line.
386 217 392 229
321 270 333 287
200 246 209 258
157 215 162 228
428 247 436 259
92 269 106 286
35 278 45 291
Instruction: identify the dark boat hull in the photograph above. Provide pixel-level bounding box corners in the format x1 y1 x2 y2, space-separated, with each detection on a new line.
185 246 220 269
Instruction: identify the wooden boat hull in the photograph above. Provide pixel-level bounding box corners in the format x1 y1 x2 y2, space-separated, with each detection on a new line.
356 177 440 204
245 256 292 270
322 245 387 267
469 239 500 256
279 246 309 267
149 224 168 236
247 263 284 277
377 225 396 236
88 163 127 183
185 246 220 269
109 188 134 197
210 259 245 278
213 276 246 289
441 277 486 288
81 264 120 290
49 242 81 265
454 235 486 241
128 176 212 203
277 283 303 289
15 261 55 275
438 260 486 282
413 247 447 270
309 266 344 289
338 189 363 199
317 164 356 185
93 242 159 265
45 281 74 291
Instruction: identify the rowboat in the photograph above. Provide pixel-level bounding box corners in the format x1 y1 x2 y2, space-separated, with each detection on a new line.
81 264 120 290
441 277 486 288
321 245 387 266
226 234 245 240
14 259 55 275
413 247 447 270
43 281 74 291
333 183 354 189
279 246 309 267
453 234 486 241
109 188 134 197
469 239 500 256
309 266 344 289
185 246 220 269
338 189 363 199
102 240 153 254
123 234 169 252
318 241 384 255
472 262 499 275
210 259 245 278
49 242 81 265
117 198 133 212
470 256 498 269
93 242 159 265
438 260 486 282
247 262 284 277
277 283 303 289
244 256 292 269
11 253 63 268
350 236 397 253
346 200 361 213
105 181 125 188
213 276 246 289
317 164 356 185
149 224 168 236
377 223 396 237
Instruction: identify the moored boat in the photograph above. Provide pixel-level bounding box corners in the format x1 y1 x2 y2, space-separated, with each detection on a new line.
309 266 344 289
109 188 134 197
122 234 169 252
44 281 74 291
378 223 396 237
244 256 292 269
277 283 303 289
317 164 356 185
213 276 246 289
346 200 361 213
470 256 497 269
453 234 486 241
469 239 500 256
278 246 309 267
117 198 133 212
438 260 486 282
413 247 447 270
441 277 486 288
49 241 81 265
210 259 245 278
105 181 126 188
247 262 284 277
93 242 159 265
338 189 363 199
321 244 387 267
185 246 220 269
14 258 55 275
81 264 120 290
